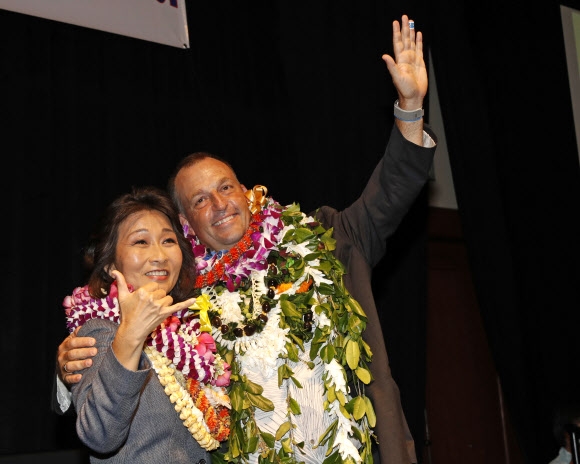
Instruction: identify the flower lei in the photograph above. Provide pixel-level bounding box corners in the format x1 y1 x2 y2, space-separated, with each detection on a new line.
63 283 232 451
188 187 377 464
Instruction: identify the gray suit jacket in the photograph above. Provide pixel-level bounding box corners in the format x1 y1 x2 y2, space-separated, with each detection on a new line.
72 318 210 464
315 124 436 464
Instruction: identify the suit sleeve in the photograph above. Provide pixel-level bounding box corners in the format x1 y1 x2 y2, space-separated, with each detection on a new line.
317 123 436 268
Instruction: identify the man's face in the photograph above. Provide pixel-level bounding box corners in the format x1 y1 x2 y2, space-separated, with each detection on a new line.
175 158 251 252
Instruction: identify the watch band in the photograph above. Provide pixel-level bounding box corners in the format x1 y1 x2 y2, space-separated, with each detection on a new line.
393 99 424 122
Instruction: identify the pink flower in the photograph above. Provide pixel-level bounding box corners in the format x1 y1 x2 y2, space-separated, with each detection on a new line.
192 243 207 257
72 286 90 304
109 281 133 299
165 316 181 332
63 285 91 315
195 332 217 356
109 282 118 299
214 363 232 387
203 351 216 365
198 332 216 351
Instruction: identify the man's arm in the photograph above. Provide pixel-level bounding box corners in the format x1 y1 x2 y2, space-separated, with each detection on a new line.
316 15 435 267
51 326 98 414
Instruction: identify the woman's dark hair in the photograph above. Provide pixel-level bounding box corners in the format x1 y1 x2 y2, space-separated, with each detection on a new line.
84 186 195 302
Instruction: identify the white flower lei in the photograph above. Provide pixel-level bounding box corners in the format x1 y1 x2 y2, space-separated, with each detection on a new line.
192 193 377 464
144 345 221 450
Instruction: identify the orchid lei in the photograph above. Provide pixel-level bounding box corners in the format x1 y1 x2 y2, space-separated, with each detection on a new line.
189 188 377 464
63 282 232 451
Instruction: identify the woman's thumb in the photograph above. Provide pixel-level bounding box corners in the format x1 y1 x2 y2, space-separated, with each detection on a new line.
111 270 128 296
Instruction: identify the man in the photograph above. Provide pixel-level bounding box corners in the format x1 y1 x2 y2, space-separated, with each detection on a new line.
55 15 436 463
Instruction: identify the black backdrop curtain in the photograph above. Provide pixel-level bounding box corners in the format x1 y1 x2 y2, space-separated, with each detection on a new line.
1 1 580 463
0 0 429 458
429 0 580 462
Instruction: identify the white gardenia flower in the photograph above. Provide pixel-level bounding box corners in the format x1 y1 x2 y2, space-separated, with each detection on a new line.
335 427 362 462
284 241 311 258
325 358 348 394
327 401 362 461
213 290 243 323
315 311 331 328
304 265 333 286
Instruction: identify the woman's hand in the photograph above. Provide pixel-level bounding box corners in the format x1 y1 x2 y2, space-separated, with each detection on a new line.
111 270 195 370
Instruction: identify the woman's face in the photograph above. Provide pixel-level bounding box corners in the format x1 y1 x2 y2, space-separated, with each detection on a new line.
109 209 183 294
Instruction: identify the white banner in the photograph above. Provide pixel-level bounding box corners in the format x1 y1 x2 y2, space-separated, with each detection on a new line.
0 0 189 49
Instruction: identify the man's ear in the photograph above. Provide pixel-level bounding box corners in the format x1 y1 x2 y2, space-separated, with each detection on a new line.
179 214 196 236
241 184 248 193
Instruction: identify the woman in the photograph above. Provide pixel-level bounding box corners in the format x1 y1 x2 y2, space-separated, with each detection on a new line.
63 186 230 463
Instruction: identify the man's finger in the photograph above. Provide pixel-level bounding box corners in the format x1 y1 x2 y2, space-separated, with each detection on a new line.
62 357 93 375
63 373 83 386
67 335 97 351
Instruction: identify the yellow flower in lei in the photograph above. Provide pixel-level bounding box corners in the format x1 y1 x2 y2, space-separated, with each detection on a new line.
191 293 213 332
189 188 377 464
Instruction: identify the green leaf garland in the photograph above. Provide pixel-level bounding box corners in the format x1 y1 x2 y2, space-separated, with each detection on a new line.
198 201 377 463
